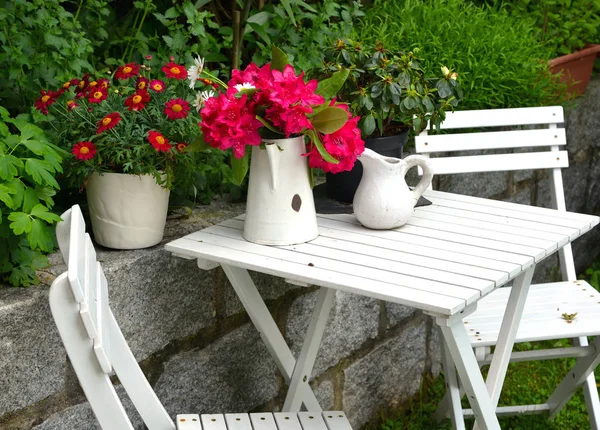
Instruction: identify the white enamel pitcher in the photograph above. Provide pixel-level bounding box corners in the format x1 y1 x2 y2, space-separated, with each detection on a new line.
243 136 319 245
353 148 434 229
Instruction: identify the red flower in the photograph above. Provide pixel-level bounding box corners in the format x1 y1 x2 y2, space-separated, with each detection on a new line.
147 131 171 152
162 62 187 80
164 98 190 120
88 87 108 104
66 99 79 111
34 90 57 114
96 112 121 134
136 77 149 91
98 78 110 89
72 141 97 161
115 62 140 80
176 142 188 152
149 79 166 92
75 74 90 96
124 90 150 111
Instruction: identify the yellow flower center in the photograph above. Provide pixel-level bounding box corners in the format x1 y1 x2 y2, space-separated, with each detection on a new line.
67 100 75 106
153 84 162 91
138 82 146 89
80 147 90 155
170 67 180 75
101 81 108 88
89 81 98 87
41 95 50 102
156 136 165 144
93 91 103 99
123 66 132 73
102 117 112 125
133 95 142 103
63 81 71 88
172 104 182 113
79 81 86 88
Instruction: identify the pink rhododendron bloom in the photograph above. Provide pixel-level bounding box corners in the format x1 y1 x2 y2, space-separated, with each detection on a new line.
266 103 313 137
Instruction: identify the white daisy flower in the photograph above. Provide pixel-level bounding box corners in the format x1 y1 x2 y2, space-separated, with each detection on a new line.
188 56 205 89
234 82 256 92
193 90 215 112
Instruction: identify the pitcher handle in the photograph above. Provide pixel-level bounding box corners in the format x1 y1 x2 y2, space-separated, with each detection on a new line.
403 155 434 203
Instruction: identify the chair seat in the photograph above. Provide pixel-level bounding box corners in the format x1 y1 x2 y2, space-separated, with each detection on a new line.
176 412 352 430
464 281 600 347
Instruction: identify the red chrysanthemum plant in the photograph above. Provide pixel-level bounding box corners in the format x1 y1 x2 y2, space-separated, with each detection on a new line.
192 46 365 185
33 57 206 190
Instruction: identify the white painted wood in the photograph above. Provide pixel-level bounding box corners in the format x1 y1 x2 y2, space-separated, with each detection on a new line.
298 412 329 430
67 204 86 303
416 128 566 153
575 336 600 430
439 342 465 430
202 414 227 430
197 258 220 270
472 266 535 430
220 265 322 411
462 404 550 418
250 413 278 430
480 346 593 365
425 150 568 175
439 321 501 429
225 413 253 430
273 413 303 430
321 412 352 430
433 106 564 129
80 234 98 340
93 263 111 373
283 288 336 412
285 279 311 287
55 206 72 264
176 414 202 429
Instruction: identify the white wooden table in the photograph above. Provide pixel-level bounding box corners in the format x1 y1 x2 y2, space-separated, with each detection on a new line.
166 190 599 429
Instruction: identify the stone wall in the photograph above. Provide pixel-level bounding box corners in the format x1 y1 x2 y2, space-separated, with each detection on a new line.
1 78 599 429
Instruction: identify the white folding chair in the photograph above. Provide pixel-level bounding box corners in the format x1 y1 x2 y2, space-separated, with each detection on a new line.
415 106 600 429
49 204 353 430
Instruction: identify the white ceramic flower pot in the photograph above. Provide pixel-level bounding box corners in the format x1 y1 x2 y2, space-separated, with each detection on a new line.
243 136 319 245
86 172 170 249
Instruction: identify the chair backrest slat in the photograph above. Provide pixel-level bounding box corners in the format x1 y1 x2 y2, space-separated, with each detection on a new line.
80 234 99 339
93 263 112 373
416 128 566 153
435 106 564 129
428 150 569 175
67 205 86 303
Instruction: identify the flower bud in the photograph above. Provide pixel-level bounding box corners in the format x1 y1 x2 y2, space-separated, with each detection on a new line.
170 56 175 61
145 55 152 60
441 66 450 77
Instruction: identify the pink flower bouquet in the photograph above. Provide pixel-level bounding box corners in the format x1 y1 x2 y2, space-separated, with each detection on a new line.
193 47 364 181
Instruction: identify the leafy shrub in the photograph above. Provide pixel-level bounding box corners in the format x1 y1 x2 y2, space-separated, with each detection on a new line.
356 0 568 110
0 107 64 287
0 0 95 114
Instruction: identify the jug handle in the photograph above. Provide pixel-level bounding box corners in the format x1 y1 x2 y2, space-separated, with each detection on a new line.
403 155 434 203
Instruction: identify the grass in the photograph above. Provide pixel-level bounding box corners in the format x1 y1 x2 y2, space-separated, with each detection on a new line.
370 260 600 430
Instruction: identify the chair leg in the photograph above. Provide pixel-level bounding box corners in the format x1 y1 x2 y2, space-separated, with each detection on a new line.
437 340 466 430
547 335 600 420
574 337 600 430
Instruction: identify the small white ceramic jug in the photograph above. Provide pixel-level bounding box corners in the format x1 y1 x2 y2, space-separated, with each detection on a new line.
353 148 434 229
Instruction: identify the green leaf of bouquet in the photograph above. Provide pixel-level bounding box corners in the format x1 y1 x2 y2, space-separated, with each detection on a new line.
234 88 258 99
230 152 249 186
30 204 62 224
311 107 348 134
8 212 32 235
24 159 59 188
271 46 290 72
306 130 338 164
28 219 55 252
0 154 23 180
316 69 350 100
256 115 284 135
187 135 211 152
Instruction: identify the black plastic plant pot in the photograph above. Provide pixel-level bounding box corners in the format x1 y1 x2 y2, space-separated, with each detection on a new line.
325 131 409 203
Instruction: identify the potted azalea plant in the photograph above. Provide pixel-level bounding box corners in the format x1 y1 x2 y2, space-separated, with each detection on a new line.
191 47 364 245
320 39 463 202
34 58 203 249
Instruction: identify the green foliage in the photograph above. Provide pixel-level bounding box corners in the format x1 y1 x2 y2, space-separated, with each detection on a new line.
0 106 64 287
320 40 463 137
0 0 95 114
356 0 568 111
581 258 600 290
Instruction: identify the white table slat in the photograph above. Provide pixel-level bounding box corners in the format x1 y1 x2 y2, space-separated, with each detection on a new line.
196 225 487 300
416 204 577 242
202 414 228 430
316 216 533 267
426 190 599 229
319 214 546 263
225 413 253 430
322 412 352 430
250 413 279 430
273 413 303 430
297 412 329 430
165 237 467 315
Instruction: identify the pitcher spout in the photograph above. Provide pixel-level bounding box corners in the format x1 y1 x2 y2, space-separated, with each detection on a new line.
358 147 400 172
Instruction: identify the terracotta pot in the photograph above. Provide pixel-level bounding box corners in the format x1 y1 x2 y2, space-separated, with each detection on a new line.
548 44 600 96
86 172 170 249
325 131 409 203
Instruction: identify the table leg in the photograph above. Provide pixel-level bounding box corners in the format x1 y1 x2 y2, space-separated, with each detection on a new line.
220 264 322 411
283 287 336 412
472 266 535 430
439 321 501 430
